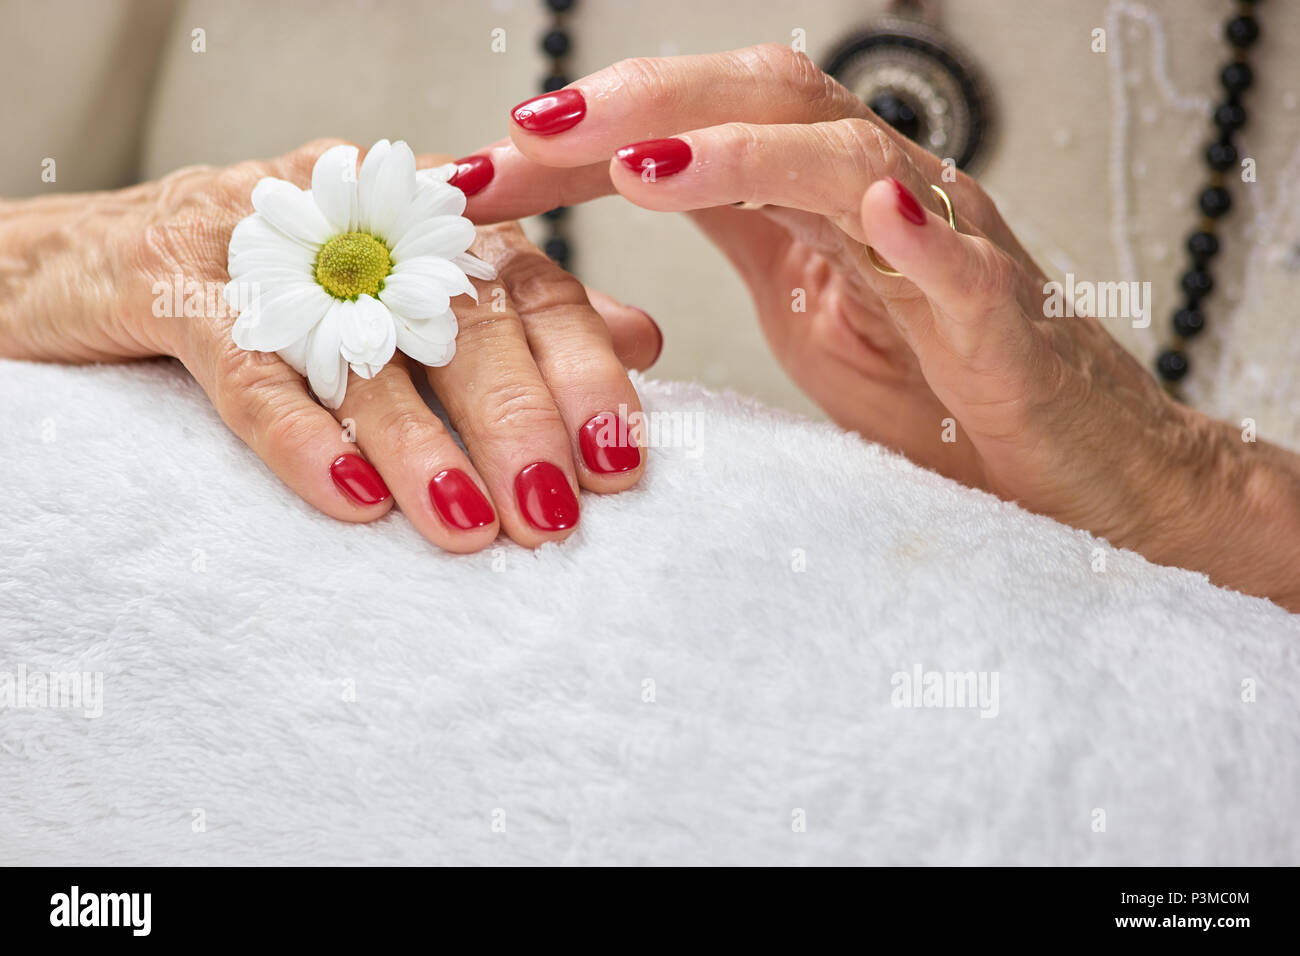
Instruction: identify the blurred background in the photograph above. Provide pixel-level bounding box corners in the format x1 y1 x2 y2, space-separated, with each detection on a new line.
4 0 1298 445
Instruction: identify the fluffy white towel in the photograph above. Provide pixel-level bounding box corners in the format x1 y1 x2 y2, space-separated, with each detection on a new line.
1 357 1296 865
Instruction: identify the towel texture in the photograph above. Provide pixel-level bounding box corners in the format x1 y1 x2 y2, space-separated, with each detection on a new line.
1 357 1296 865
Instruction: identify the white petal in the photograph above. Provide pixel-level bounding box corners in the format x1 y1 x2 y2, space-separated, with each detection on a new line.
390 215 476 262
364 140 416 242
229 240 316 276
417 163 459 184
356 139 390 233
451 252 498 282
228 213 309 262
379 269 449 320
390 255 478 303
251 178 334 247
311 144 360 234
306 304 349 409
387 181 467 246
278 337 309 376
396 312 458 367
337 294 397 371
231 282 333 352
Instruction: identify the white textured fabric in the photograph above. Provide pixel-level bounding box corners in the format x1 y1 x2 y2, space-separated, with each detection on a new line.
1 357 1296 866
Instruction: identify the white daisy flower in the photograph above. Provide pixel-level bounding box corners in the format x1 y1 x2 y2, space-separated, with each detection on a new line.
224 140 495 408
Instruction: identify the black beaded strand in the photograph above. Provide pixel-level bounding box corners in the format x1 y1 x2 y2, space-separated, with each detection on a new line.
1156 0 1261 394
538 0 575 271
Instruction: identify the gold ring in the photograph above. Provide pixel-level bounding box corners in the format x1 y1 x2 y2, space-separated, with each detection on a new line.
732 201 766 210
867 183 956 278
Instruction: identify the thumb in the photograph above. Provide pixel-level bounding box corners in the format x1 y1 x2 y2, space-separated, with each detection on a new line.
860 177 1029 367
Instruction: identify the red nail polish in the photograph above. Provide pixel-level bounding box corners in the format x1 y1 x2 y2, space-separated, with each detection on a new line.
429 468 495 530
514 462 579 531
511 89 586 134
330 454 390 505
447 155 494 197
615 138 692 179
889 177 927 226
579 413 642 474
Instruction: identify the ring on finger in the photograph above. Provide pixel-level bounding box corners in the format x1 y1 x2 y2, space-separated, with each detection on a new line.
866 183 957 278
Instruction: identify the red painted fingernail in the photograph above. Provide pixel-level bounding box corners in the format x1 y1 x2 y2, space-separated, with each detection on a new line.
579 412 642 474
615 138 692 179
889 177 927 226
429 468 495 530
514 461 579 531
330 454 390 505
511 89 586 134
447 155 494 196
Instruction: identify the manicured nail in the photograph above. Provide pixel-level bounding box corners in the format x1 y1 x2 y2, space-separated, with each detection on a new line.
511 89 586 134
447 155 494 196
579 413 642 474
428 468 495 530
889 177 927 226
514 461 579 531
330 454 390 505
615 138 692 179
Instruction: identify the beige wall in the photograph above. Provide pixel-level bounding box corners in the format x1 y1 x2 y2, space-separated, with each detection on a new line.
5 0 1299 444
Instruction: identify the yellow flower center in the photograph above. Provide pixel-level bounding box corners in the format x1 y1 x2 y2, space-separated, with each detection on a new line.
314 232 392 300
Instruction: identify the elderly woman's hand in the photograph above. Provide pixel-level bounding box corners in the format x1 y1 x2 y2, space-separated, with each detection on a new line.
463 44 1300 608
0 140 659 552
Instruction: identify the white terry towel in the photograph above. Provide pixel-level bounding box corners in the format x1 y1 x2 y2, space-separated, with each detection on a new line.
1 357 1296 865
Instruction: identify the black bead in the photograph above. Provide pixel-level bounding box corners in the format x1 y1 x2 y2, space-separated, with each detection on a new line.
1199 186 1232 218
545 0 576 11
1186 231 1220 264
1214 102 1248 134
543 236 571 264
542 29 570 57
1172 307 1206 339
1205 139 1238 171
1181 268 1215 302
542 73 569 93
1225 16 1260 48
541 206 569 222
1156 350 1190 382
868 93 921 142
1221 61 1253 94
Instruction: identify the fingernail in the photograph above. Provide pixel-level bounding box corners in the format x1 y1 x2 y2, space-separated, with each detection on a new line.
579 412 642 474
615 138 692 179
514 461 579 531
428 468 495 530
889 177 927 226
511 89 586 134
330 454 390 505
447 155 494 196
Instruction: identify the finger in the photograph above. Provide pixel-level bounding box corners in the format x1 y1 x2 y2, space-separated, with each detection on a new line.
455 141 614 224
605 120 938 243
179 331 393 521
585 287 662 371
471 226 646 493
859 177 1034 374
332 357 499 553
507 44 867 163
425 271 581 547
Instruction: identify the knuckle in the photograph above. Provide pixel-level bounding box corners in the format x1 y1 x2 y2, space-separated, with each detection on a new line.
745 43 828 99
498 253 587 312
609 56 678 111
832 118 897 180
372 405 442 453
475 381 562 436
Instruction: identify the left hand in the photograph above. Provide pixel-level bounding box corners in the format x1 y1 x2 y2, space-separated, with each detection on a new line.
451 44 1300 608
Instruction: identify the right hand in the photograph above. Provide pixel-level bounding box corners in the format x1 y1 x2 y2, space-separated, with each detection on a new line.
0 140 661 552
